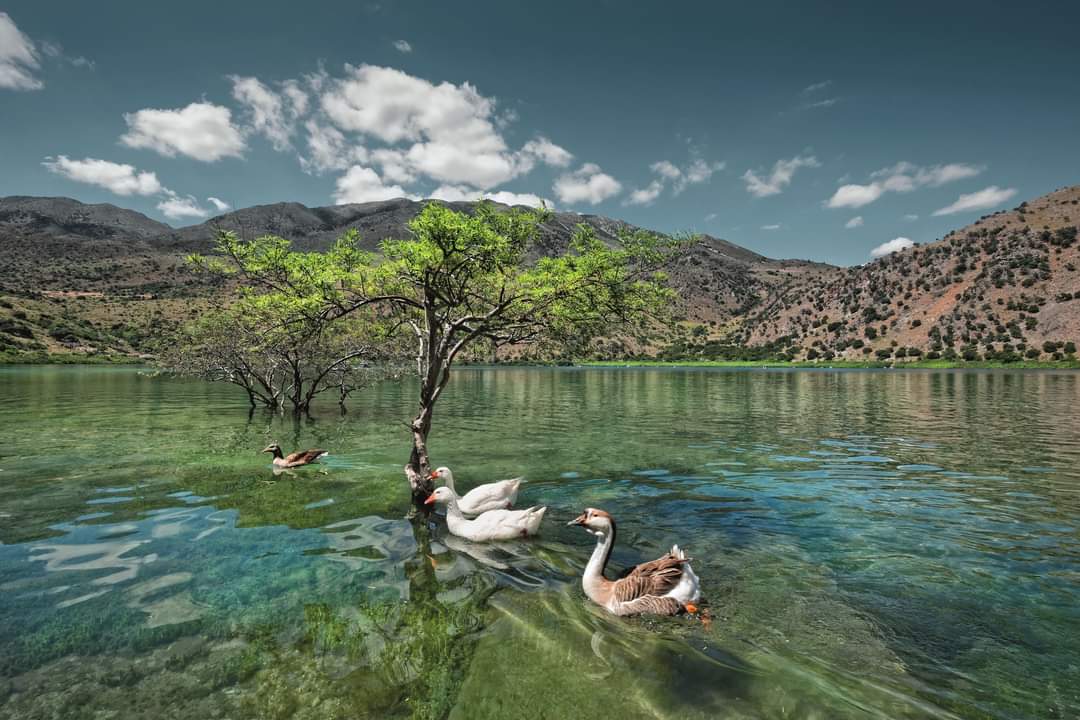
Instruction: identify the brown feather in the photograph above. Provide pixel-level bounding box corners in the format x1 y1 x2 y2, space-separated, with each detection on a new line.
283 449 327 467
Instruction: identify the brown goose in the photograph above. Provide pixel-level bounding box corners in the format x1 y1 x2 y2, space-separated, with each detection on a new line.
567 508 701 616
262 443 328 469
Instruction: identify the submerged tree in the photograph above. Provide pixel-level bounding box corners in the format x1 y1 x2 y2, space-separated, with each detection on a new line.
198 202 682 512
165 300 406 415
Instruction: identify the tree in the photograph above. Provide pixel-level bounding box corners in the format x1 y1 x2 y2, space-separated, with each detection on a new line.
200 202 681 512
165 293 407 415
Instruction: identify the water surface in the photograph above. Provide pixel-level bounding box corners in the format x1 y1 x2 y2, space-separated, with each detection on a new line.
1 366 1078 718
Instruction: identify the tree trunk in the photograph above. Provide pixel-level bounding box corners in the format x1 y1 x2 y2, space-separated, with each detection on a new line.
406 404 434 516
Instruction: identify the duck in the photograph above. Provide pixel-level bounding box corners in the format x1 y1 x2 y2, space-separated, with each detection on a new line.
262 443 328 469
429 466 521 517
424 486 546 541
567 508 700 616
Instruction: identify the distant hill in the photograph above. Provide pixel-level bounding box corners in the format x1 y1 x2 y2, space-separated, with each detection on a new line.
1 187 1077 362
740 185 1080 362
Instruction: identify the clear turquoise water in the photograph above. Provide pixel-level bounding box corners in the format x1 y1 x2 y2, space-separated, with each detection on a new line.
1 365 1078 719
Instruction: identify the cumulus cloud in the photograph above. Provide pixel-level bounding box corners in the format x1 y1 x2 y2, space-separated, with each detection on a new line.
521 136 573 168
207 196 231 212
333 166 416 204
121 102 246 162
230 75 305 151
553 163 622 205
429 184 550 208
827 161 983 208
157 193 209 220
742 154 819 197
827 183 885 209
42 155 163 195
0 12 42 90
393 39 412 53
626 157 724 205
627 180 664 206
299 119 368 174
845 216 864 229
932 185 1017 216
870 237 914 258
319 64 531 189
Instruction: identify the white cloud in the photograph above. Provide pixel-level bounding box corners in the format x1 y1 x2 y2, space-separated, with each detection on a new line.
230 75 302 151
39 39 93 70
0 12 42 90
521 136 573 167
429 184 551 208
704 212 718 222
804 98 838 109
742 154 819 197
486 190 550 208
552 163 622 205
121 102 246 162
903 213 919 221
42 155 163 196
626 180 664 206
207 196 231 212
626 157 723 205
870 237 914 258
761 224 781 231
827 183 885 208
333 166 416 204
393 39 412 53
651 160 681 180
299 119 368 174
802 80 832 95
320 64 527 189
827 161 984 209
281 80 308 116
845 216 864 229
932 185 1017 216
157 194 209 220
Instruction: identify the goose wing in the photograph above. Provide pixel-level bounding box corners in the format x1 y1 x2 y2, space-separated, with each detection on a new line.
285 448 327 465
611 551 690 602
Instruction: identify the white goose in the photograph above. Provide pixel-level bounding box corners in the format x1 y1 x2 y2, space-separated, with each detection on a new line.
425 486 546 541
429 466 521 517
567 508 701 616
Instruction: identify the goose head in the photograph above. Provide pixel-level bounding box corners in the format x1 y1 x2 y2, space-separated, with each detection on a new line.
428 466 455 489
567 508 614 536
424 485 456 507
262 443 281 454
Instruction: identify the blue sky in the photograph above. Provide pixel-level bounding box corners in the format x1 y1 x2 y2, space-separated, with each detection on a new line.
1 1 1078 265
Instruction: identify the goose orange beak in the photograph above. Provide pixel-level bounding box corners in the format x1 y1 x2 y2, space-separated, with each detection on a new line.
428 470 439 480
423 494 437 506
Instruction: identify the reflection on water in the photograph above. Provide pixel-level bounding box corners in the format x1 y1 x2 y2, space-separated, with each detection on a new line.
0 365 1079 718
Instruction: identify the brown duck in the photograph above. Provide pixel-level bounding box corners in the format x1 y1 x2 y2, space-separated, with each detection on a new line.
262 443 328 469
568 508 701 616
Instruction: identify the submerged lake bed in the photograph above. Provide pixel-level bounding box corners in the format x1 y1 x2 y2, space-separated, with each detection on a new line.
1 365 1078 719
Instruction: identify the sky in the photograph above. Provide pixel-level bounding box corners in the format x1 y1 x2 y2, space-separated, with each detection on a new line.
1 1 1078 265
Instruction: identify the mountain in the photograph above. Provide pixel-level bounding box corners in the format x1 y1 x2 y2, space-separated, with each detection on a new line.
737 185 1080 361
1 187 1077 362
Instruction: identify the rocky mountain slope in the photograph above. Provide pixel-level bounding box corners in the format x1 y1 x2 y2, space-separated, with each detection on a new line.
1 187 1077 362
739 185 1080 362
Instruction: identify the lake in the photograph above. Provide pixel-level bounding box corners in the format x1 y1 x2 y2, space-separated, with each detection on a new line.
1 365 1078 719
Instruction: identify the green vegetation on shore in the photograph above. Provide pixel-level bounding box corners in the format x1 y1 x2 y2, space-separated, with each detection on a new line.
577 358 1080 369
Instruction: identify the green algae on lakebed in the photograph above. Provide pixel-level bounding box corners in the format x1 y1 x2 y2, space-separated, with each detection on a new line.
1 365 1079 718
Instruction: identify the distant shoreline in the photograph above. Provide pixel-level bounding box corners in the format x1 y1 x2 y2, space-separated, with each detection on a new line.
573 359 1080 370
4 353 1079 371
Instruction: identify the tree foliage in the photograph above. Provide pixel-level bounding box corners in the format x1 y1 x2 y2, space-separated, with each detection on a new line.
190 201 683 509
